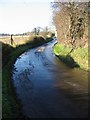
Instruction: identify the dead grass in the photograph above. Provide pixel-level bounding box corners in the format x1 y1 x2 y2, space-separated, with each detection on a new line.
0 35 30 46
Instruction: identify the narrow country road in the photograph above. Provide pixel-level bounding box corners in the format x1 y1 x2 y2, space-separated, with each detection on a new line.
12 39 88 118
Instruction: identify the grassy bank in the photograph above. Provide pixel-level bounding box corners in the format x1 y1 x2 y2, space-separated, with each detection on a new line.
53 43 88 71
2 36 53 118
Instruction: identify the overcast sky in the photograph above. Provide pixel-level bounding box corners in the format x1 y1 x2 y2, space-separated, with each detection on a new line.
0 0 54 34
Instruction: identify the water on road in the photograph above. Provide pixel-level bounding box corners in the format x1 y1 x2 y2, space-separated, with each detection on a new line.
12 40 88 118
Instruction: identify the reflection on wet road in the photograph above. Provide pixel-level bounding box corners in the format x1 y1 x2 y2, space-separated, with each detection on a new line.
12 40 88 118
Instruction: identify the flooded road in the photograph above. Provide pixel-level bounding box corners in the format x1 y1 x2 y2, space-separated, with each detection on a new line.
12 39 88 118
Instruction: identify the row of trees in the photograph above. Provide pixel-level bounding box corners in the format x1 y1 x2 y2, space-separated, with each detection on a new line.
51 0 88 50
31 26 55 38
32 26 48 36
0 26 55 38
0 33 10 36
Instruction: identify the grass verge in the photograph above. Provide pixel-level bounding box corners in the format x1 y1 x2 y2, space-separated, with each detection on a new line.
53 43 88 71
2 36 53 118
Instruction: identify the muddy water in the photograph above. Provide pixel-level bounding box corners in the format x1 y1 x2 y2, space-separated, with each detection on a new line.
12 39 88 118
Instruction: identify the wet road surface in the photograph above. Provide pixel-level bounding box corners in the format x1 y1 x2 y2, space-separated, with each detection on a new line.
12 40 88 118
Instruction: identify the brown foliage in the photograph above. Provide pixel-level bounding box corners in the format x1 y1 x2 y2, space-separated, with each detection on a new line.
52 1 88 48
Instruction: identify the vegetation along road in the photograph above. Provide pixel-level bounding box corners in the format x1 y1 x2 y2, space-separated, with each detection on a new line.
12 39 88 118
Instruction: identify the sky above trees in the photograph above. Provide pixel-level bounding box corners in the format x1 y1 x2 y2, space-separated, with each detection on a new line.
0 0 54 34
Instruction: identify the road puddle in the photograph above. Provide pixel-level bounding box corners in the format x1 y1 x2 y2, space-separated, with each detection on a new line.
12 40 88 118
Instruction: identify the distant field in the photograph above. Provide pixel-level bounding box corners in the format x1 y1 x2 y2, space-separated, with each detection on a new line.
0 35 30 46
